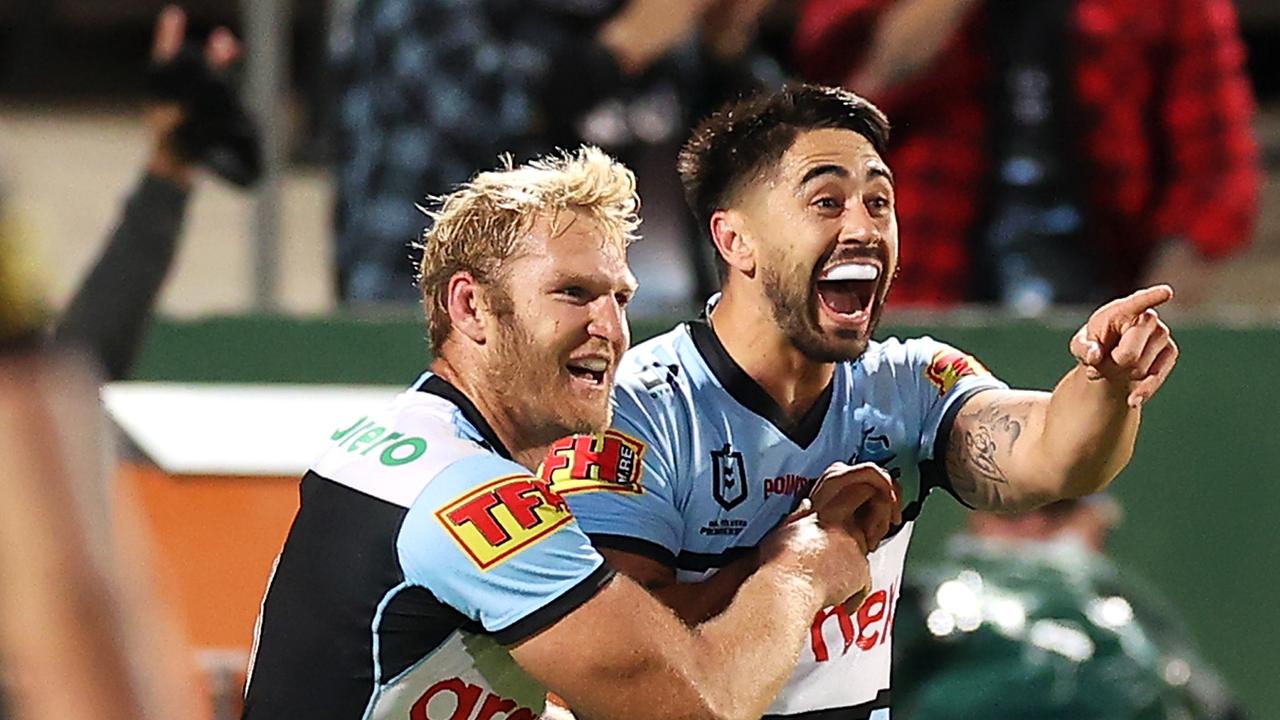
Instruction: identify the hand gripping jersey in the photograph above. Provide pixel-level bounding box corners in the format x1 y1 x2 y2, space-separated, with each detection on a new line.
561 318 1006 719
242 373 613 720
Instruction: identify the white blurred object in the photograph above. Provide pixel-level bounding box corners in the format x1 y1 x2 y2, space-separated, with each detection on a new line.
102 382 399 476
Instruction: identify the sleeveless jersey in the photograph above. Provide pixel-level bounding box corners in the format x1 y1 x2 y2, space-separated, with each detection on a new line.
243 373 613 720
562 318 1005 719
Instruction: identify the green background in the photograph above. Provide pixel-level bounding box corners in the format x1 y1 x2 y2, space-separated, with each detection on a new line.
131 312 1279 715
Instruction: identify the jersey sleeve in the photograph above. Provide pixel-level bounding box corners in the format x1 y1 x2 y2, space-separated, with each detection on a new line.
901 337 1008 498
397 452 613 646
555 386 686 567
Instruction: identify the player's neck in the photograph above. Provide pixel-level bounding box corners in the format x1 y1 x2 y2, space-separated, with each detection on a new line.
430 357 553 472
709 290 835 421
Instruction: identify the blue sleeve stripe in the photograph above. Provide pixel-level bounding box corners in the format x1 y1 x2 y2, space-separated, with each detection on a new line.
492 563 615 646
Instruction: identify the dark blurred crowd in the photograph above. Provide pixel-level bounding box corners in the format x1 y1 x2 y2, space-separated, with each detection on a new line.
329 0 1261 313
328 0 785 302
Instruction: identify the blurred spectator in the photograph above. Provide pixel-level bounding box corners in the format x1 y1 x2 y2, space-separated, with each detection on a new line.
52 5 260 380
795 0 1261 311
0 11 240 715
0 348 204 720
330 0 781 304
892 496 1249 720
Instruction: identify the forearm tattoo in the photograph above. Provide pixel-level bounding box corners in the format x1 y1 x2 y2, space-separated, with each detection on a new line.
946 401 1032 509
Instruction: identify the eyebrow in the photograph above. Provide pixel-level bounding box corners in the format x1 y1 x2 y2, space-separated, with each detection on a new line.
798 164 849 188
797 163 895 189
868 164 895 187
553 271 639 294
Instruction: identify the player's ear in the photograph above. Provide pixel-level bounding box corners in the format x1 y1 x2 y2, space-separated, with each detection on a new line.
445 271 490 345
709 209 756 276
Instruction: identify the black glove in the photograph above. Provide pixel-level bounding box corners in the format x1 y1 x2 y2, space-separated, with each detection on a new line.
147 44 262 187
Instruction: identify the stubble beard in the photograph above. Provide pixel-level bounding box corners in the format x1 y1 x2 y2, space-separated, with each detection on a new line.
486 309 610 449
760 260 876 364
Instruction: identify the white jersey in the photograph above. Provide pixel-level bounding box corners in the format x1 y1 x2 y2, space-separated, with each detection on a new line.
562 317 1005 718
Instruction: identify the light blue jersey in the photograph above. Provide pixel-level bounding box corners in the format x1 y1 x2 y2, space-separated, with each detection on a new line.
245 373 611 719
563 317 1006 719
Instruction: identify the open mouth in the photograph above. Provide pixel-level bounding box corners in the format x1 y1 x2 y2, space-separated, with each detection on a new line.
566 357 609 387
815 262 880 322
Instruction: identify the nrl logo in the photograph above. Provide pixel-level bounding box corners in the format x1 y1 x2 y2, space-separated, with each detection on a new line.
711 443 748 511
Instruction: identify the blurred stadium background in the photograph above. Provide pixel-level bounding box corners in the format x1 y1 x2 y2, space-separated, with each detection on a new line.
1 1 1278 718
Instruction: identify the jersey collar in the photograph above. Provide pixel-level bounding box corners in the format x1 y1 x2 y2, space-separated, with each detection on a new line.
414 373 513 459
685 317 834 449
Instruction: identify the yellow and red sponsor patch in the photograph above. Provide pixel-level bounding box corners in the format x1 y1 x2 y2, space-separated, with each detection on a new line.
435 474 572 570
538 429 647 496
925 348 990 396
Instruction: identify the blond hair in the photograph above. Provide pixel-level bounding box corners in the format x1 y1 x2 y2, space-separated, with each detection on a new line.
417 146 640 351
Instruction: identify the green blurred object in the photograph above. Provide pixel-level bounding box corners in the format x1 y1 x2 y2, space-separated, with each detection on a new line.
128 313 1279 717
893 537 1244 719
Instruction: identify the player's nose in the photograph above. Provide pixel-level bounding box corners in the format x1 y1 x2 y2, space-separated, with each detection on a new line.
840 202 882 247
587 294 629 352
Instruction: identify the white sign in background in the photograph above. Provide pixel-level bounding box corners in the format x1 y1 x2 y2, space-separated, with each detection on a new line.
102 383 401 476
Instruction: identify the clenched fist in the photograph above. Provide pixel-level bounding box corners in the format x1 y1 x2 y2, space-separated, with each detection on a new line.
807 462 902 551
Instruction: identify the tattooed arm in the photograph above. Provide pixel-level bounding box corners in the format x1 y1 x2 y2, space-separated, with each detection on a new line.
945 286 1178 512
945 371 1141 512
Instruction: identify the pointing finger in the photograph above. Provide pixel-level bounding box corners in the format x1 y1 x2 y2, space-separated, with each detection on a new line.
1097 285 1174 329
1084 285 1173 359
1112 284 1174 316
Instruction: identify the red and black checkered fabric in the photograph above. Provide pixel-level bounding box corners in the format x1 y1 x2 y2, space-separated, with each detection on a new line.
795 0 1260 306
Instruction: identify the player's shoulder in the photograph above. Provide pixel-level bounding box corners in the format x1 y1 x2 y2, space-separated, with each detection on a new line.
324 384 492 465
313 376 523 507
853 335 999 400
855 335 949 371
616 323 689 383
609 324 705 456
613 324 697 409
852 335 980 377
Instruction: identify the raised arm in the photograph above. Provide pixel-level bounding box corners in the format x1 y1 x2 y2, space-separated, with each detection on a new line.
945 286 1179 512
53 8 247 380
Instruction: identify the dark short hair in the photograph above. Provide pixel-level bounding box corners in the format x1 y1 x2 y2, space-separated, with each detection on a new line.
678 83 890 240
